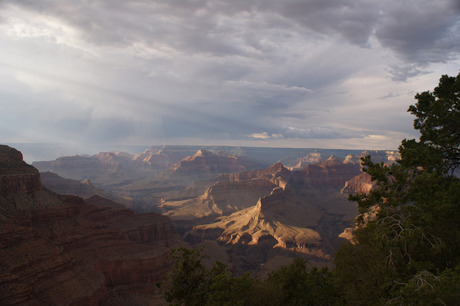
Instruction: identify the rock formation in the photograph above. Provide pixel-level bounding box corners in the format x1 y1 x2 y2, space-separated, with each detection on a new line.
0 145 178 304
132 146 197 170
341 172 375 195
170 149 253 177
0 145 42 198
300 155 362 188
185 158 361 265
189 187 324 256
33 146 397 214
160 178 276 220
40 171 107 197
339 172 380 242
291 152 323 169
40 171 132 207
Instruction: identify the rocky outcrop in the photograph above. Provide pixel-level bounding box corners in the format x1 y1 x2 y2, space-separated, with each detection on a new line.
361 150 400 164
233 187 322 249
222 162 290 183
186 159 362 261
292 152 323 169
159 162 291 222
40 171 106 197
40 171 132 207
0 145 178 305
33 154 107 180
301 155 362 188
133 146 196 170
171 149 250 177
187 186 328 259
341 172 375 194
0 145 42 197
160 179 276 221
339 172 380 242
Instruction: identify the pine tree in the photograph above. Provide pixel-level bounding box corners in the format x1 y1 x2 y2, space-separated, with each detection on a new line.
335 72 460 304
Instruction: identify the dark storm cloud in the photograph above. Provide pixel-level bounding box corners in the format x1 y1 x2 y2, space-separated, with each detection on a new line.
7 0 459 67
387 64 431 82
375 1 460 63
272 0 378 45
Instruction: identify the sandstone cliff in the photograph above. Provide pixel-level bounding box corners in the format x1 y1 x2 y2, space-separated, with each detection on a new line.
185 159 361 265
0 145 178 305
159 163 289 225
160 179 276 221
189 187 324 256
341 172 375 195
339 172 380 242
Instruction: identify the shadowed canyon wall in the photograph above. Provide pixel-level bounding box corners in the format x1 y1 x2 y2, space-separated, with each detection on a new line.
0 145 178 305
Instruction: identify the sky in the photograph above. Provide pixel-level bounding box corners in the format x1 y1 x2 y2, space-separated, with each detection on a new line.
1 0 459 160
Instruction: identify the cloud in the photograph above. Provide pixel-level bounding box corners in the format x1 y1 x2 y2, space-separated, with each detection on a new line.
0 0 459 157
375 0 460 62
272 0 378 45
249 132 284 140
387 64 432 82
283 126 364 139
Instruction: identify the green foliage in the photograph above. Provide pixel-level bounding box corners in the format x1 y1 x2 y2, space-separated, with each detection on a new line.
159 248 340 306
336 72 460 304
404 73 460 174
258 258 340 305
157 247 209 306
206 262 256 306
158 247 256 306
393 266 460 305
334 239 396 305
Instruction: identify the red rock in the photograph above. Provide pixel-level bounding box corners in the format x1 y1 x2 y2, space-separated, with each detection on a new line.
0 145 178 304
341 172 375 194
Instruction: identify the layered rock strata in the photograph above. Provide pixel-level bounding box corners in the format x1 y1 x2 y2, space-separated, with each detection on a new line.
0 145 178 305
185 158 361 261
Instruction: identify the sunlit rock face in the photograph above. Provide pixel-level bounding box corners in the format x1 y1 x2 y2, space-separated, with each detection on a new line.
189 187 326 258
341 172 375 195
185 158 362 263
0 145 178 305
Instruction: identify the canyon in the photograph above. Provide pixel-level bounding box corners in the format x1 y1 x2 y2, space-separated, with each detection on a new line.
0 145 179 304
32 145 395 278
0 143 396 303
